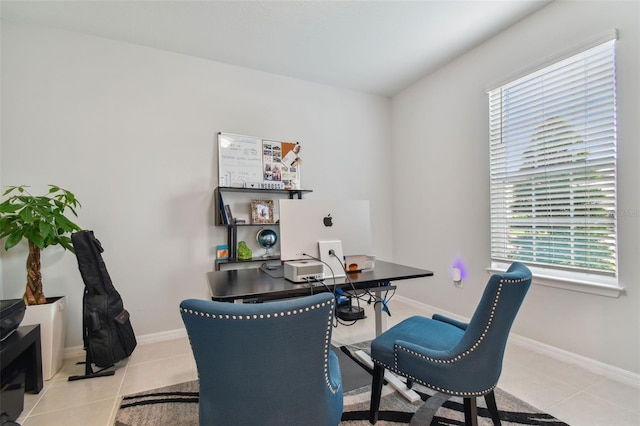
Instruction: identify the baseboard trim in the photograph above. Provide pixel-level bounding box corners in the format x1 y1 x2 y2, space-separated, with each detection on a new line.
135 328 188 345
394 295 640 387
508 334 640 387
64 328 188 360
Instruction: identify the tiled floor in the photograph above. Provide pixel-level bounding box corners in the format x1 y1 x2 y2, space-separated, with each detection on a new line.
15 298 640 426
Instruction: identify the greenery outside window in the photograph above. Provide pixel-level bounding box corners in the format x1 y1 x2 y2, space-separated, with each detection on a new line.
488 33 621 296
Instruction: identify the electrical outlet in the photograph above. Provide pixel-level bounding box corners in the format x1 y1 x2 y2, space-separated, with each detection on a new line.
453 266 462 287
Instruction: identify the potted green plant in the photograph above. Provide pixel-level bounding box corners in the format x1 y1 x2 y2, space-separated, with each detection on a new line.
0 185 81 304
0 185 81 379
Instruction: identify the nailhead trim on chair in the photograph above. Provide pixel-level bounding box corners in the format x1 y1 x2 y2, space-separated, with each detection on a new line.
382 361 496 397
181 299 341 395
374 275 529 397
374 358 496 396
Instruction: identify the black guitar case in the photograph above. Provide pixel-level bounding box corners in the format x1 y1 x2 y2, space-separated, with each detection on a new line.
69 230 137 381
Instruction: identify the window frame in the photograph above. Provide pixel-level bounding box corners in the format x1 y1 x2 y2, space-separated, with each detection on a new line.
487 31 623 298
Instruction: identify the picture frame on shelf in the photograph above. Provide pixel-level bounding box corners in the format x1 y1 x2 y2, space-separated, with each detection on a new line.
216 245 229 260
251 199 274 224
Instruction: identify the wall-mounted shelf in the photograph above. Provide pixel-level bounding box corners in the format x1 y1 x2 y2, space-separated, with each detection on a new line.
214 187 312 270
215 255 281 269
216 186 312 197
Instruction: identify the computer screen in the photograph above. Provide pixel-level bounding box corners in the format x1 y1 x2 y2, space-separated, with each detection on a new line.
278 199 372 262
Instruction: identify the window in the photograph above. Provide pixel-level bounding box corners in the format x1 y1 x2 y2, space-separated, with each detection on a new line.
488 35 619 295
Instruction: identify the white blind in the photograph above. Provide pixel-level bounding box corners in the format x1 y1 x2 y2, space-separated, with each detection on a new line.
489 39 617 279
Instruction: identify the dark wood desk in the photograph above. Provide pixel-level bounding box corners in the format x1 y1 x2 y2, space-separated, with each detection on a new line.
207 260 433 335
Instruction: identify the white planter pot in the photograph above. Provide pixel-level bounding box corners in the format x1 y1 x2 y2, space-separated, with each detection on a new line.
22 296 67 381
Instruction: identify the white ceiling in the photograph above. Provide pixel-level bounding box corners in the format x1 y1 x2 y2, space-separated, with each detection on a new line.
1 0 551 96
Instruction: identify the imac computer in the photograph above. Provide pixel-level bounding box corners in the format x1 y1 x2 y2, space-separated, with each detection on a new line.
279 199 373 279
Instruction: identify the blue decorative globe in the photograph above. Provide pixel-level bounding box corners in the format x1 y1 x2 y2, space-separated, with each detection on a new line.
256 229 278 257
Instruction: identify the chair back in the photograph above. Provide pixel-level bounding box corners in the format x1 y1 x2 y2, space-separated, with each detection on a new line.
180 292 342 426
451 262 532 388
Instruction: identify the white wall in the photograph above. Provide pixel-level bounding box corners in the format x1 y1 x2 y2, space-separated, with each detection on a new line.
3 1 638 376
0 21 392 348
391 0 640 374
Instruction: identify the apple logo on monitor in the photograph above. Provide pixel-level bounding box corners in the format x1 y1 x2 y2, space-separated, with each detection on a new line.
323 214 333 227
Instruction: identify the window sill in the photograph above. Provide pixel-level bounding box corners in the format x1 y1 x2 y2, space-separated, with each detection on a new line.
486 266 625 298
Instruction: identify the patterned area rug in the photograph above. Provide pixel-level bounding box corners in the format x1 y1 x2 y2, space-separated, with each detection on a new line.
115 380 567 426
341 384 568 425
115 342 568 426
116 381 199 426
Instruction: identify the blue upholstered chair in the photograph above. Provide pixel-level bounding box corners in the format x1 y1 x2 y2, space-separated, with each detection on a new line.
180 292 343 426
369 262 532 425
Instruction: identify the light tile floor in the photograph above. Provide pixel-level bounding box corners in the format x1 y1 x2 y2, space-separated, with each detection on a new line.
15 299 640 426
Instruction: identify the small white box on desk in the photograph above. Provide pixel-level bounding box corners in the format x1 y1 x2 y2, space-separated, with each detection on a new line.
284 260 324 283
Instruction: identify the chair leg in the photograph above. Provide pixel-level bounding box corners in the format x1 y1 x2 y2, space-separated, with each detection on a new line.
463 397 478 426
484 390 502 425
369 363 385 424
406 378 413 389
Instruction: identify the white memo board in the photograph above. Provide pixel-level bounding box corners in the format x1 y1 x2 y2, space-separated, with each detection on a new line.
217 132 302 189
217 133 263 187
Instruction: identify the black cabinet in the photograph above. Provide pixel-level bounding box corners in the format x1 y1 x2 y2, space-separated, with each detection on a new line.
214 187 311 270
0 325 43 421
